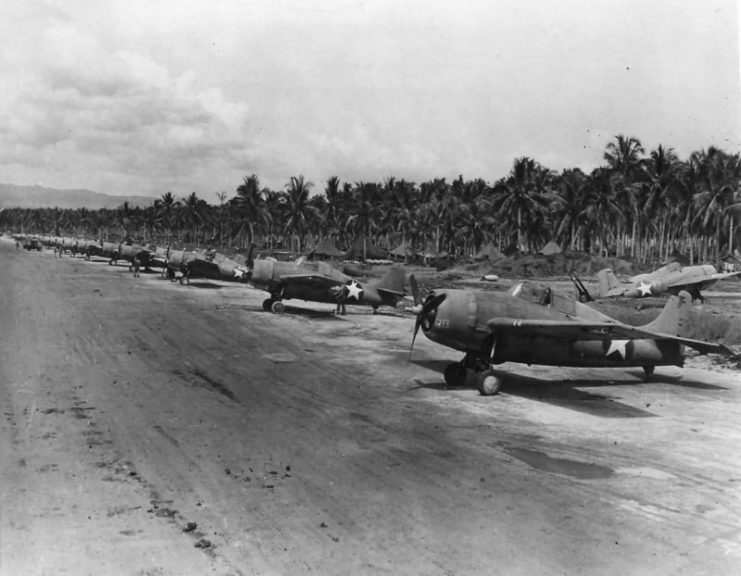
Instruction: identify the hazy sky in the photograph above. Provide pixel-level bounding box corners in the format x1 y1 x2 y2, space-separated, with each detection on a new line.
1 0 739 199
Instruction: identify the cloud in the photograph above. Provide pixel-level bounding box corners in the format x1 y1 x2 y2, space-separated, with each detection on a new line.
0 11 253 196
0 0 738 198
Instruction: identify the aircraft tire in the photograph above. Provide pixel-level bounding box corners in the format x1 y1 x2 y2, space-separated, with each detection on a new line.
477 370 502 396
271 301 285 314
443 363 467 388
262 298 274 311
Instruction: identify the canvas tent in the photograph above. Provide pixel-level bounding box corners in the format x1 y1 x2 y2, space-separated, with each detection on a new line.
420 241 449 261
389 241 415 260
474 243 505 261
539 241 562 256
305 239 344 259
344 240 387 260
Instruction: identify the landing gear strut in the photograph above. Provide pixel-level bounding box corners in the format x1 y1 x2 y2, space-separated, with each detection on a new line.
443 354 503 395
642 365 655 382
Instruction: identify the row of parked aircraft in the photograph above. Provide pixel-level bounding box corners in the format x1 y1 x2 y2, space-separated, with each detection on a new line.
13 233 738 396
571 261 741 302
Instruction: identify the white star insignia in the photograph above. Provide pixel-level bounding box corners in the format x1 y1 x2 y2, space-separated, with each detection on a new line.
637 282 653 296
606 340 629 359
233 268 245 279
344 280 363 301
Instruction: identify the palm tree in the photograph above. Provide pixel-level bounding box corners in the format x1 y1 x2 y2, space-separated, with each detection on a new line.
579 168 625 256
235 174 269 249
693 148 740 261
604 135 645 259
553 168 588 251
345 182 382 261
282 175 315 252
639 145 681 261
182 192 208 245
154 192 180 245
491 158 554 253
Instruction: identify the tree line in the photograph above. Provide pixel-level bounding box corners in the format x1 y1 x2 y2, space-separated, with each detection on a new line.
2 135 739 264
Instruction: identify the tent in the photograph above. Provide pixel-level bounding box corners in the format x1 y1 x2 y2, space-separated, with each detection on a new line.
306 238 344 259
344 240 387 260
539 241 562 256
420 241 449 261
474 243 505 261
389 241 415 260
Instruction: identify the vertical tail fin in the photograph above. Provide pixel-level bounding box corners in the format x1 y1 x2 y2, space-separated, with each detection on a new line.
374 266 406 294
641 291 691 337
597 268 619 297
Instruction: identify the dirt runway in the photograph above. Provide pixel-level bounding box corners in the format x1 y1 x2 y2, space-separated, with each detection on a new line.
2 240 741 575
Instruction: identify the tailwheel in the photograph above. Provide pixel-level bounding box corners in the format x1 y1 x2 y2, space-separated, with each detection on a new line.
271 301 285 314
477 370 502 396
262 298 274 311
443 362 467 388
642 365 655 382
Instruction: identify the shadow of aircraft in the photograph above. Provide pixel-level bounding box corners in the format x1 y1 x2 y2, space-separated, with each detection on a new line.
406 356 657 418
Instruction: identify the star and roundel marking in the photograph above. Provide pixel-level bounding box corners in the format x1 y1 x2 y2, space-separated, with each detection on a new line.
637 282 653 296
603 339 633 360
343 280 364 301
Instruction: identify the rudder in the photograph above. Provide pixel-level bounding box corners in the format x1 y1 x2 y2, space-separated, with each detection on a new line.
597 268 619 297
375 266 406 293
641 291 691 337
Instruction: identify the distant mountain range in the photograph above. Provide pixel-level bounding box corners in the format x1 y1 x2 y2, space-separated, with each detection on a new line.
0 184 156 209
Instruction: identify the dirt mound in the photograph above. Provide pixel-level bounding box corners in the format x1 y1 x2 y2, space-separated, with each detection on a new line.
472 252 634 278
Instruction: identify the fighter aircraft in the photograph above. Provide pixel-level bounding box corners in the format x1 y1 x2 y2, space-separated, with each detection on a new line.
117 243 154 270
409 277 735 395
593 264 741 301
249 257 407 314
180 249 251 283
87 241 121 264
152 247 197 280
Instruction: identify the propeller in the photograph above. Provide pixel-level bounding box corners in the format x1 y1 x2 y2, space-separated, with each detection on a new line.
408 291 446 362
409 274 422 306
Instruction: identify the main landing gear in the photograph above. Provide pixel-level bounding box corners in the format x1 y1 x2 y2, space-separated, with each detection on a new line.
443 354 503 396
642 365 655 382
262 298 285 314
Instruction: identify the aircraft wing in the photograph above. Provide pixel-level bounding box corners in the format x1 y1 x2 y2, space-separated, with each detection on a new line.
665 271 741 289
377 288 405 298
486 318 658 340
278 274 344 289
187 258 221 275
486 318 736 356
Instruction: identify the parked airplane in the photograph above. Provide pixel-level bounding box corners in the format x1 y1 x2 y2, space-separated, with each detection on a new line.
181 250 251 283
409 277 734 395
593 264 741 301
117 243 154 269
249 257 407 314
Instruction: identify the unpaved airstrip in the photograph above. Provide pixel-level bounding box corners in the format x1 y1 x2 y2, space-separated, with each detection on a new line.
2 239 741 575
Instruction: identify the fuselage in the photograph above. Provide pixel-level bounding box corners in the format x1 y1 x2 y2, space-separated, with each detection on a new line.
250 258 388 307
422 289 685 368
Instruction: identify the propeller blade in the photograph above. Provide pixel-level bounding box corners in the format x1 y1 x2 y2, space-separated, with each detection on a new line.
409 274 422 306
407 292 446 363
408 314 422 363
421 293 446 316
